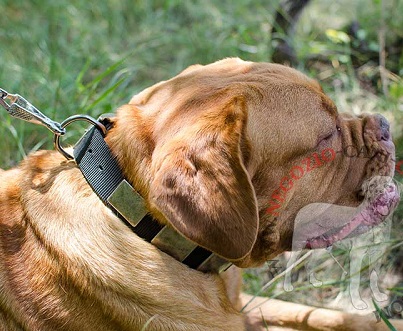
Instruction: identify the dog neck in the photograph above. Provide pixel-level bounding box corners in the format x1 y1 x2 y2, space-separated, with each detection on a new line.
74 118 231 274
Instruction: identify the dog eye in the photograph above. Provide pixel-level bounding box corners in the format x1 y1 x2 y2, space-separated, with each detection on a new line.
322 125 341 141
317 123 340 147
319 131 334 143
317 129 337 148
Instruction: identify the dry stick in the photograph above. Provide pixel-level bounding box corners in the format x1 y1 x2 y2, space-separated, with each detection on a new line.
241 251 313 313
241 293 403 331
379 0 388 97
326 248 348 275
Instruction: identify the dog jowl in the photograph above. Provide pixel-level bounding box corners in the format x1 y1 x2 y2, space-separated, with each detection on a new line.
258 110 400 261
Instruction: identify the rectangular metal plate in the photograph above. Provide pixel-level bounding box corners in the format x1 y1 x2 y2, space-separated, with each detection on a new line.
151 226 198 261
107 180 148 227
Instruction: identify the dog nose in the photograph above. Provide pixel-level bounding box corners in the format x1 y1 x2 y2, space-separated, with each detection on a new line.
365 114 390 141
378 114 390 141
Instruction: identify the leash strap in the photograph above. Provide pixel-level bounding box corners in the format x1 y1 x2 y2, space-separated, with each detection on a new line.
73 123 231 273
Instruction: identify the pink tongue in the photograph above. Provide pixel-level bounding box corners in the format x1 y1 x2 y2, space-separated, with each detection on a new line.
305 214 363 249
305 182 400 249
378 205 389 216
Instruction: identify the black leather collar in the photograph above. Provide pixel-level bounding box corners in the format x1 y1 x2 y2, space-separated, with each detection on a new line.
73 117 231 273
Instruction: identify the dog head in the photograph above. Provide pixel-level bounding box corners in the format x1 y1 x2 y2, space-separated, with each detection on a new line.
107 58 400 268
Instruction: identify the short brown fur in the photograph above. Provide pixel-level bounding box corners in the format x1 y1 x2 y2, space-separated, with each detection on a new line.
0 58 396 330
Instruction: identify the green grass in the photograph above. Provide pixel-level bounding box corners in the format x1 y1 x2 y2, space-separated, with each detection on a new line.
1 0 402 322
0 0 283 167
373 299 398 331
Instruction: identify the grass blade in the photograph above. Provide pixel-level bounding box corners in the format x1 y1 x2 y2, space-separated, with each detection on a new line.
372 299 397 331
83 77 127 113
84 57 127 90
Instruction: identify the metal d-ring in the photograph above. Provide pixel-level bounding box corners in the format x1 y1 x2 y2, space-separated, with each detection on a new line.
54 115 107 160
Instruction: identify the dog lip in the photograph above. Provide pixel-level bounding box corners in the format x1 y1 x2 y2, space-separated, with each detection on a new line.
305 182 400 249
378 139 395 156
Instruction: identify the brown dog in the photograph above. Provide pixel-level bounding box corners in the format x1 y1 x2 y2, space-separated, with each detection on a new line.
0 58 399 330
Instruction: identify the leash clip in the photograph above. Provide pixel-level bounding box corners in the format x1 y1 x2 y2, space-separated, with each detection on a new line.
0 87 66 136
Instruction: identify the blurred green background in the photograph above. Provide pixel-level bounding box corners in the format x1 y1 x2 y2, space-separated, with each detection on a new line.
0 0 402 315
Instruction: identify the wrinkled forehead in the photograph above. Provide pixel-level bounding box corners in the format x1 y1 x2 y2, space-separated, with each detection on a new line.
245 80 337 156
206 60 338 117
180 59 324 89
246 63 337 114
140 58 336 111
176 60 340 160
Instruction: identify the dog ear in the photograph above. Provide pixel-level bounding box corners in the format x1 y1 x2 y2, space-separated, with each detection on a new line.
149 97 258 261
